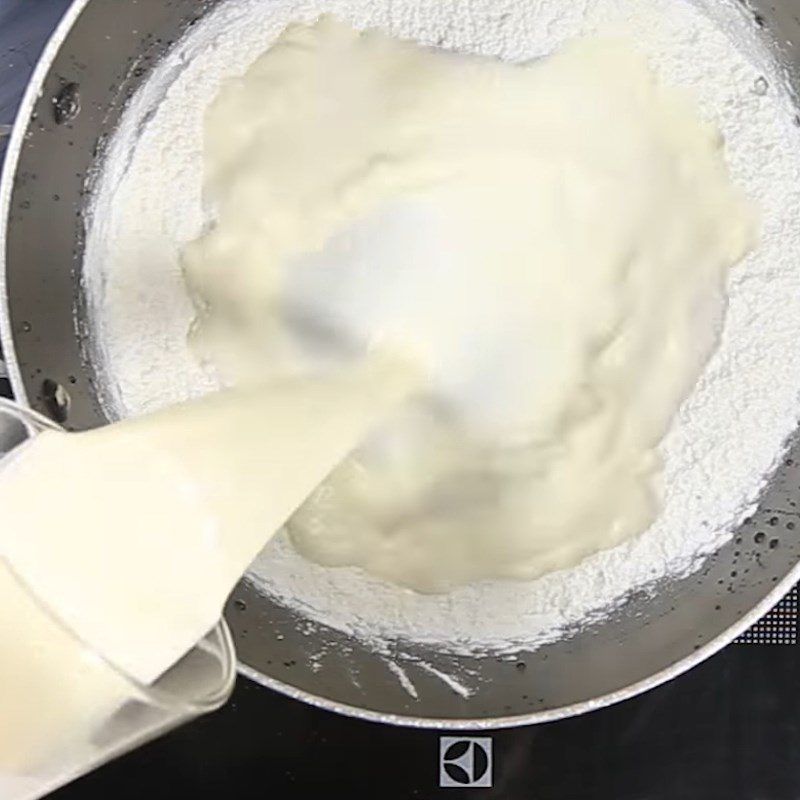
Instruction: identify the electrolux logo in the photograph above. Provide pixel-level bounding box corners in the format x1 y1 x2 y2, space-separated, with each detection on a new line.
439 736 492 788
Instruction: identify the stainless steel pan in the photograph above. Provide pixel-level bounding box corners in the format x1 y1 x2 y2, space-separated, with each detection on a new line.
3 0 800 728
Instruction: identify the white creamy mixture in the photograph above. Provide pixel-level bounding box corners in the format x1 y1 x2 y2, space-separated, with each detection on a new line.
184 17 752 592
0 355 411 771
85 0 800 658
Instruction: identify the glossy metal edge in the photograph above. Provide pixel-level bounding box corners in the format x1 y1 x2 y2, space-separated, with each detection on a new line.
0 0 92 404
236 560 800 728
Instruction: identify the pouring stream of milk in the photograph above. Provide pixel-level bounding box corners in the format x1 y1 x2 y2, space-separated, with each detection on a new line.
0 353 414 772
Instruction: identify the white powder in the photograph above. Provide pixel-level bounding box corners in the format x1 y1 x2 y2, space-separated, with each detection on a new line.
85 0 800 661
384 660 419 699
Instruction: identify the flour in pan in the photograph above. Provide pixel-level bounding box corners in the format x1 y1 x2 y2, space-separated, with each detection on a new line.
84 0 800 656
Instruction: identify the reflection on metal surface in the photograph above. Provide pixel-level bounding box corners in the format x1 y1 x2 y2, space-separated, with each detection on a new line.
52 81 80 125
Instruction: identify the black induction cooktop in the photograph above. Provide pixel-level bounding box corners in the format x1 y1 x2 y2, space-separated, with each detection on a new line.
42 641 800 800
3 3 800 798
